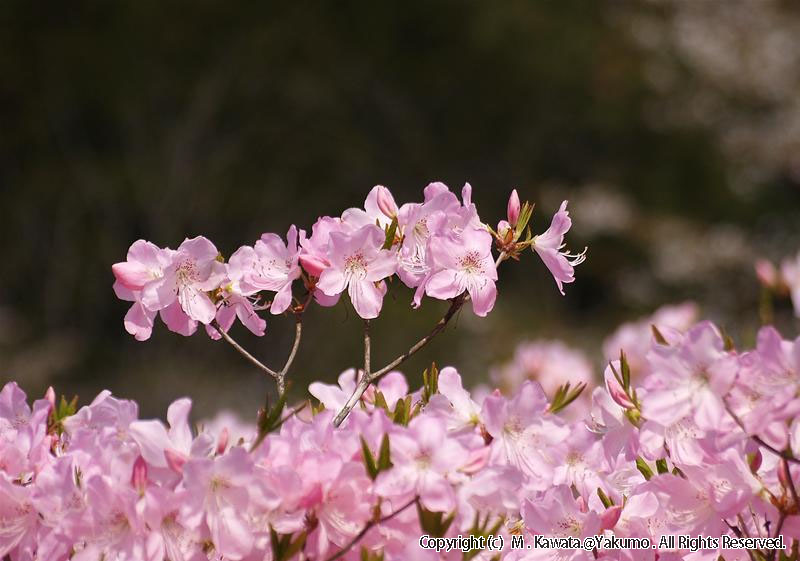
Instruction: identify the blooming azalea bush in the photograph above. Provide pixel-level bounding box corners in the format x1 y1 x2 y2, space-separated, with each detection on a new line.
2 183 800 561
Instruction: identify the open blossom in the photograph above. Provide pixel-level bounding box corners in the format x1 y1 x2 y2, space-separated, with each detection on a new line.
317 224 398 319
396 182 460 288
531 201 586 295
374 415 469 512
231 225 301 315
112 240 174 341
602 302 699 378
140 236 225 325
641 321 737 432
418 227 497 317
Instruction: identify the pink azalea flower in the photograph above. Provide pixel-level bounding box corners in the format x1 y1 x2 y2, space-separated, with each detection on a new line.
0 475 39 560
531 201 586 295
179 446 256 560
726 326 800 450
419 227 498 317
481 381 569 486
316 224 398 319
395 183 460 288
342 185 398 229
229 226 301 315
521 485 600 561
141 236 225 325
426 366 483 435
374 415 469 512
129 398 214 473
112 241 174 341
641 321 737 432
602 301 699 377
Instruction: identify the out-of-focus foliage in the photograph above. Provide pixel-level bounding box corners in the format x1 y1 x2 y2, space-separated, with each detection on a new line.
0 1 798 418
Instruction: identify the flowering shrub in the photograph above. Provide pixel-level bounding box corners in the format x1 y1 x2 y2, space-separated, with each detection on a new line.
2 183 800 561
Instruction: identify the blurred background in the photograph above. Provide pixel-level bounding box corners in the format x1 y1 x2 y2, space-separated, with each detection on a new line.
1 0 799 419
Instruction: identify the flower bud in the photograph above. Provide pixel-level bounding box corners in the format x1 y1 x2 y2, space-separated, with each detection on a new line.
755 259 778 288
507 189 521 226
375 185 398 219
299 254 329 277
600 505 622 530
748 450 762 473
604 362 634 409
216 427 229 456
131 455 148 493
44 387 56 411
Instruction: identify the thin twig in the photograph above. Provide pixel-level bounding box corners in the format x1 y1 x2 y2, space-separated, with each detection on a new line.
723 397 800 465
276 319 303 395
322 497 418 561
333 294 466 427
370 293 466 381
214 320 279 379
364 320 371 376
784 460 800 512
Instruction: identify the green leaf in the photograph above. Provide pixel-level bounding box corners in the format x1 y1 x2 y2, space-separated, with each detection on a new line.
619 350 631 389
651 325 668 345
635 457 653 481
49 394 79 434
382 216 398 250
251 388 293 452
549 382 587 414
416 503 456 538
283 530 307 560
597 487 613 508
421 363 439 404
360 547 385 561
373 391 389 413
720 328 736 352
378 433 392 472
360 436 379 480
655 458 668 474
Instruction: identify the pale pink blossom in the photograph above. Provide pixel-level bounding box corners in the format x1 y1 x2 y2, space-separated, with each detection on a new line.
531 201 586 295
418 227 497 317
316 224 398 319
141 236 226 324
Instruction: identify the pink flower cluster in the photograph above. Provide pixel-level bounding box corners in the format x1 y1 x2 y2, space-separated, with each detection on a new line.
3 317 800 560
112 183 585 339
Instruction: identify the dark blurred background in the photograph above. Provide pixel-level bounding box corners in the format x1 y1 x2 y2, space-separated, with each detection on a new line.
1 1 799 419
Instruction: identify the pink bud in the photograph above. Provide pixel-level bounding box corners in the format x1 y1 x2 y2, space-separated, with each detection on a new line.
131 456 148 492
299 254 329 277
111 262 151 291
507 189 521 226
575 496 588 513
375 185 398 218
600 505 622 530
604 362 634 409
216 427 229 456
755 259 778 288
165 449 187 474
749 450 762 472
44 387 56 410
